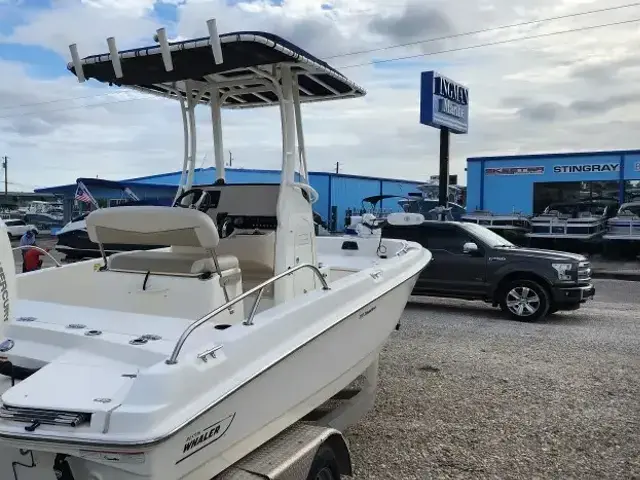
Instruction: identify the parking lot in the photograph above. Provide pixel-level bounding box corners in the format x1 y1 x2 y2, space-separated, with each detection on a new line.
12 240 640 479
347 281 639 479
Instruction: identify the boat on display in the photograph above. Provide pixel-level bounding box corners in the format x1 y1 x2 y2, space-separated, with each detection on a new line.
344 194 407 233
399 195 466 220
55 178 170 259
22 200 65 231
603 201 640 255
0 21 432 480
460 209 531 242
526 199 619 241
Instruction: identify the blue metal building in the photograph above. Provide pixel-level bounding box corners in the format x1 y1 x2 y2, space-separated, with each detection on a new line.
36 168 423 230
466 149 640 215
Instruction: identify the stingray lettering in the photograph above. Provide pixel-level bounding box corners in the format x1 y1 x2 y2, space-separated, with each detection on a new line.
553 163 619 173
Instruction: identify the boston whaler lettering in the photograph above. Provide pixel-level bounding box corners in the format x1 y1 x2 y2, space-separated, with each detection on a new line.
0 18 432 480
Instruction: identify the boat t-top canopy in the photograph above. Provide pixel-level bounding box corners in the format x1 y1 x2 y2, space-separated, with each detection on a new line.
67 29 365 108
66 19 366 201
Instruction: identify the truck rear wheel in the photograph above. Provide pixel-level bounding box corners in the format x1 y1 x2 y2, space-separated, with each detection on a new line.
499 279 549 321
306 444 341 480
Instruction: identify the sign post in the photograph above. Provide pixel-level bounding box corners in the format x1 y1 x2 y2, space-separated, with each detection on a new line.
420 71 469 218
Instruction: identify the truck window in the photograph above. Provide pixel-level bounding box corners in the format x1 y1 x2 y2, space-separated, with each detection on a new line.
427 227 474 254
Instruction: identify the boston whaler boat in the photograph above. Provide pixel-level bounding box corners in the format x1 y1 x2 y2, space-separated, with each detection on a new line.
0 21 432 480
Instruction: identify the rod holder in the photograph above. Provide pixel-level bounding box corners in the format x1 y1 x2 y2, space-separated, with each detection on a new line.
207 19 224 65
68 44 85 83
155 28 174 72
106 37 123 78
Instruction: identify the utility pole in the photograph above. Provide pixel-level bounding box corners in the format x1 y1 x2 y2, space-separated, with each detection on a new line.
228 150 233 167
335 162 339 174
1 156 7 201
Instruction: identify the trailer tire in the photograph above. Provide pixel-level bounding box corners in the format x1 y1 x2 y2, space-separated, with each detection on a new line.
306 444 340 480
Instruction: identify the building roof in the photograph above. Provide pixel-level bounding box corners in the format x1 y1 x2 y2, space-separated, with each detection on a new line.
467 148 640 163
35 168 425 195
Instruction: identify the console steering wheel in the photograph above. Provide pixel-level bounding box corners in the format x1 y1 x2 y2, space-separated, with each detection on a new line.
173 188 212 212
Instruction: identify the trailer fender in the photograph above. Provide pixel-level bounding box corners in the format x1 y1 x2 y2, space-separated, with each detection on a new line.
216 423 352 479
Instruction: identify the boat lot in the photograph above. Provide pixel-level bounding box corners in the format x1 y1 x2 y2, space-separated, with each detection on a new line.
348 287 639 479
13 239 639 479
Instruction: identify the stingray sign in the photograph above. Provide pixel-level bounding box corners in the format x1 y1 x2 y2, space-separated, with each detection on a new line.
420 71 469 134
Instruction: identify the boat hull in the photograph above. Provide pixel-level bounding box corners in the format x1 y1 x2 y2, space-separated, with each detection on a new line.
0 272 421 479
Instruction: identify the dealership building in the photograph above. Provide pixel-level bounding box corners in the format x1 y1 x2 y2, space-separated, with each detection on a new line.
465 149 640 215
36 167 422 230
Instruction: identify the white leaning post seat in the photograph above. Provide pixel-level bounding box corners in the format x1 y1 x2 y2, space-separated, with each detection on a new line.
86 206 239 275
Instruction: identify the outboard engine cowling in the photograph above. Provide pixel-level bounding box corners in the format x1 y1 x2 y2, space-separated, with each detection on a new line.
0 220 17 334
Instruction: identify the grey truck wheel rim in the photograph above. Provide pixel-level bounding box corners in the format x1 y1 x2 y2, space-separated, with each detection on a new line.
506 286 541 317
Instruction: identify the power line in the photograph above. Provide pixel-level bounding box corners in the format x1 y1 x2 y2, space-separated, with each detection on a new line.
337 17 640 69
0 16 637 120
1 2 638 113
324 1 640 59
0 91 118 112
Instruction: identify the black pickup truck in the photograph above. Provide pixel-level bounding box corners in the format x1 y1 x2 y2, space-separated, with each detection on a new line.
382 220 595 321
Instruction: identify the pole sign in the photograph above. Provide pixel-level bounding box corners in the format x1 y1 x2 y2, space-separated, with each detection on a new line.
420 71 469 134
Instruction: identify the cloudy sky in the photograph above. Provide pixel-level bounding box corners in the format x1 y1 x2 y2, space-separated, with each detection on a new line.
0 0 638 191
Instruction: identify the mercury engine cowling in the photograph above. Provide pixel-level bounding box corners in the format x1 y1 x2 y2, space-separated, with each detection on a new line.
0 220 17 338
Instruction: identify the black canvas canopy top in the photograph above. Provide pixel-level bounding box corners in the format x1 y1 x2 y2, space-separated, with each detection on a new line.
68 31 366 108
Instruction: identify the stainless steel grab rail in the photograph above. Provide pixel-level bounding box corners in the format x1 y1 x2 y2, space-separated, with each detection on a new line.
12 246 62 268
165 263 330 365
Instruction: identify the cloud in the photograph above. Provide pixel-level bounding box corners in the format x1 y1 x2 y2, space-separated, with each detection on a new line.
0 0 639 192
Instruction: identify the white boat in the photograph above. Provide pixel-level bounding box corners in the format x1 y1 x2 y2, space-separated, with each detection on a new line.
415 179 464 205
603 201 640 241
22 200 65 231
526 199 618 240
0 21 432 480
460 209 531 234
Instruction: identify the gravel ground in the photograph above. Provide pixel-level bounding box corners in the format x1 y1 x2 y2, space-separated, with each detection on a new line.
346 286 640 480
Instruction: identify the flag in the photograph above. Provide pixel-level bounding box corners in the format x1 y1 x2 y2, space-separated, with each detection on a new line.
75 185 93 204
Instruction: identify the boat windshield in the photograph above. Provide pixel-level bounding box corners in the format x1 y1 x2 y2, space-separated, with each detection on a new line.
621 204 640 216
460 222 515 248
548 203 608 217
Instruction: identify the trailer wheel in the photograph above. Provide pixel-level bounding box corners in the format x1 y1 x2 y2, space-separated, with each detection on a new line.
306 444 340 480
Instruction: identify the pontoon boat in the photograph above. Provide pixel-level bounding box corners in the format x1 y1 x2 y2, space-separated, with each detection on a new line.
0 21 431 480
603 201 640 241
526 199 618 240
460 209 531 242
